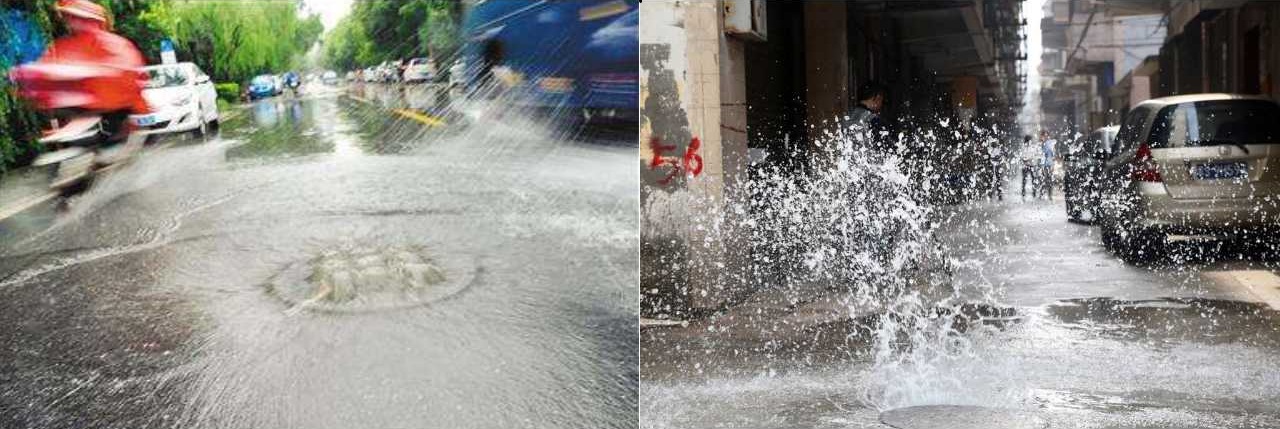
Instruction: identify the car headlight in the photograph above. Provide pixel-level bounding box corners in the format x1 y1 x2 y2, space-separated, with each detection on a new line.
171 95 192 107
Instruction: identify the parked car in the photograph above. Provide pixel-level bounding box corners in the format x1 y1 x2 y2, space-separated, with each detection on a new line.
402 57 435 83
1064 125 1118 222
322 70 340 85
1094 94 1280 259
247 75 277 100
378 61 402 83
461 0 638 122
130 62 219 138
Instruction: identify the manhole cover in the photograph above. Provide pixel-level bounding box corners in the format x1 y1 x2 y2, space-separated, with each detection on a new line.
880 405 1046 429
265 244 476 313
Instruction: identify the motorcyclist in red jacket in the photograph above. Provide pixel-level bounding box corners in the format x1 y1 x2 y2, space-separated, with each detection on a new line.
11 0 149 140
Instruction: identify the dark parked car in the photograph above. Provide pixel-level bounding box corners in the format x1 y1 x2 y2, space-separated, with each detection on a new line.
1064 125 1117 222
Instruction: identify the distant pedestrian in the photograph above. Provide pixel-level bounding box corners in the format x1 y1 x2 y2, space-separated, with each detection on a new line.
1040 130 1057 200
1019 135 1039 199
987 139 1006 200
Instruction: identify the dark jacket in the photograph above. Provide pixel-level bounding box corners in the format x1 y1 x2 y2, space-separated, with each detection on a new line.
841 104 887 152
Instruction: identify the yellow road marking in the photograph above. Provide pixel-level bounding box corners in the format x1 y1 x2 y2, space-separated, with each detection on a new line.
344 93 446 128
1203 270 1280 310
392 108 446 127
580 0 628 21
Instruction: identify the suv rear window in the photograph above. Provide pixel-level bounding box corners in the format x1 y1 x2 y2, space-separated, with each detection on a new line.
1113 106 1151 154
1148 100 1280 148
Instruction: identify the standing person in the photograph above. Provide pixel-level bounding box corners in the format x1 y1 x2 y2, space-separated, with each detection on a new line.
1019 135 1039 199
842 81 887 151
1040 130 1058 200
987 137 1006 200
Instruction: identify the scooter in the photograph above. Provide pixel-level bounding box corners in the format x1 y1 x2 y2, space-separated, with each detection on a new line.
10 63 145 195
32 115 142 194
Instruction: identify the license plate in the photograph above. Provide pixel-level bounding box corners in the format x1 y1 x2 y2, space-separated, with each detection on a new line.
1189 161 1247 180
136 115 156 126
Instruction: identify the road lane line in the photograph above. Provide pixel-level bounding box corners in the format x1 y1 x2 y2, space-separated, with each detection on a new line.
0 191 59 222
343 92 446 127
391 108 446 127
1203 270 1280 310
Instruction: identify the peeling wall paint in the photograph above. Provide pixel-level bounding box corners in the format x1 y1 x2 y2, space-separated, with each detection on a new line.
640 0 732 312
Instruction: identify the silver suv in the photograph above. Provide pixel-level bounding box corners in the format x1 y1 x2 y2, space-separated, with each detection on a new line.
1095 94 1280 259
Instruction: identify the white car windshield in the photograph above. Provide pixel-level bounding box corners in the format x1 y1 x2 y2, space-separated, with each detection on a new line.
144 66 188 89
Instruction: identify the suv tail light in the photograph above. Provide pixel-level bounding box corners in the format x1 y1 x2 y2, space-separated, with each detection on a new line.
1131 142 1162 182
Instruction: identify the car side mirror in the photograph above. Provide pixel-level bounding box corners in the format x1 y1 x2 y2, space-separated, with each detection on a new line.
195 75 210 84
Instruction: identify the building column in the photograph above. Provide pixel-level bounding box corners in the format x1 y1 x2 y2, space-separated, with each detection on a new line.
639 0 736 312
803 0 850 148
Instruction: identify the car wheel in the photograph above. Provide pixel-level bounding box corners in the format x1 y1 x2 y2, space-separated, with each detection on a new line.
1103 217 1163 262
192 108 207 139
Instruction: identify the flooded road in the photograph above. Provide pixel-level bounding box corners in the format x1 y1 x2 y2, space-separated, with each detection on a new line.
641 199 1280 429
0 84 638 428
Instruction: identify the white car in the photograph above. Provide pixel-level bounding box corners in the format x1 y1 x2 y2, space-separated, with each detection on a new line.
402 57 435 83
131 62 219 138
1096 93 1280 259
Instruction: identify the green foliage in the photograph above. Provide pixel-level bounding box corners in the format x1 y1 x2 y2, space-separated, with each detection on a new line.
0 0 57 174
163 0 322 85
101 0 172 63
323 0 461 71
214 82 239 102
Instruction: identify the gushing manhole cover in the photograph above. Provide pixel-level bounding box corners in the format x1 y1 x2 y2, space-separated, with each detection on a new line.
880 405 1046 429
265 244 475 313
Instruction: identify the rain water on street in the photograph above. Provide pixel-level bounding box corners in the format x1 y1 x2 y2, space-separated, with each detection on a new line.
0 84 639 428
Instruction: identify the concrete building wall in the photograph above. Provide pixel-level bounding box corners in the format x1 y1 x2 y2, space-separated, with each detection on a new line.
639 0 732 313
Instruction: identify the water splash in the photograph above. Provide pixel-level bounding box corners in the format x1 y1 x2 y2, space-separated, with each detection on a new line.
644 120 1015 411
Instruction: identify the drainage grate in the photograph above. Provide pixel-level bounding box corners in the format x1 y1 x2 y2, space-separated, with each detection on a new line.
264 243 476 313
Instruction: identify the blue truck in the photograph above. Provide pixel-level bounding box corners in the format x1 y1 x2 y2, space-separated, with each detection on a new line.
461 0 638 122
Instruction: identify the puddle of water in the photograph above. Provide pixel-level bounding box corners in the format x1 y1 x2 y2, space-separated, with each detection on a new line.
225 100 335 160
1045 297 1280 348
880 405 1045 429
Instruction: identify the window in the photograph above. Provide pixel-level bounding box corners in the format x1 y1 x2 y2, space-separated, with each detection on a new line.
144 66 189 88
1147 100 1280 148
1113 106 1151 155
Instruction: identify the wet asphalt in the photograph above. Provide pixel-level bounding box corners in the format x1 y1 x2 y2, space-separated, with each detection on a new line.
0 83 639 429
641 196 1280 429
